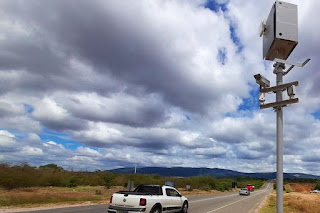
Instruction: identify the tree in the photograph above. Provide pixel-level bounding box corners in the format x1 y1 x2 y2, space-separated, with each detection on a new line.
39 164 64 171
314 179 320 190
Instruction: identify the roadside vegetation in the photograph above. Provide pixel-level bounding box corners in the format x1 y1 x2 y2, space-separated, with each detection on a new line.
260 181 320 213
0 163 265 207
0 186 119 207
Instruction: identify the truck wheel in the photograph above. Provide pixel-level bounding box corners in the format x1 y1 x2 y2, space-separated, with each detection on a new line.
150 206 161 213
180 201 188 213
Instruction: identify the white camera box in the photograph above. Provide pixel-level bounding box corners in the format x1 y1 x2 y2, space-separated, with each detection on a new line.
263 1 298 61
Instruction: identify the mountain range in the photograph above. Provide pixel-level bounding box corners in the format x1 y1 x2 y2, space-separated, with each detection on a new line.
109 167 320 179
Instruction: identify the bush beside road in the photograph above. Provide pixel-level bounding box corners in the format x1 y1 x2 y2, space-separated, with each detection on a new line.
0 163 264 191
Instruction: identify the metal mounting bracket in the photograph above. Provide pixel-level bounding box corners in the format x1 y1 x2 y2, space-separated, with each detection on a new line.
260 98 299 110
274 58 311 76
260 81 298 93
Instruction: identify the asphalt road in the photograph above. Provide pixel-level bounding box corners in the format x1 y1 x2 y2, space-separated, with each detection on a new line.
4 183 272 213
188 182 273 213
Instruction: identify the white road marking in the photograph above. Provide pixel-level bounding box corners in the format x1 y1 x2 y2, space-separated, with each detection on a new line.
189 194 238 204
204 183 272 213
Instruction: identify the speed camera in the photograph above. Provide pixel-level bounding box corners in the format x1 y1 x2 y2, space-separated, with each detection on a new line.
254 74 270 88
263 1 298 61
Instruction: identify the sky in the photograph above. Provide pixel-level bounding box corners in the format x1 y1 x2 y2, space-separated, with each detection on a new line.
0 0 320 174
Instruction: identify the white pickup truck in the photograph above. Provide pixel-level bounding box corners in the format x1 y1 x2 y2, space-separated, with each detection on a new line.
108 184 188 213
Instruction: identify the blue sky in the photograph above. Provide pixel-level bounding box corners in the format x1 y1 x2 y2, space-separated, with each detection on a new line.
312 111 320 120
39 129 84 151
1 0 320 175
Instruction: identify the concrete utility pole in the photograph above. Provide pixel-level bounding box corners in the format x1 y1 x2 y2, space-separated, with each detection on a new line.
275 63 284 212
256 1 310 212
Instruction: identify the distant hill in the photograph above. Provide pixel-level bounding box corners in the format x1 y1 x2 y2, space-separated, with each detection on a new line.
109 167 320 179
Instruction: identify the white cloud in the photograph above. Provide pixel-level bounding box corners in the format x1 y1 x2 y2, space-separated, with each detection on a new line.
75 147 102 157
33 97 68 121
0 130 15 138
0 98 40 132
193 146 227 158
0 0 319 175
21 146 44 156
0 130 18 150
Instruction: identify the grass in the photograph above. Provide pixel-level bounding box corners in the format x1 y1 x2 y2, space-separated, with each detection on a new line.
259 193 296 213
260 183 320 213
259 194 276 213
0 186 124 207
285 193 320 213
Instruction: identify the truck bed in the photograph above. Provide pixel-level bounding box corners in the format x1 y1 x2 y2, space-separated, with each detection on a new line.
116 191 162 196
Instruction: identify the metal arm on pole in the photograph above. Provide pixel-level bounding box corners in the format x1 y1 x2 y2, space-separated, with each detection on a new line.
274 58 311 76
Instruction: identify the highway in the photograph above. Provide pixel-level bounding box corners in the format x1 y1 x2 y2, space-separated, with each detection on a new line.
3 183 272 213
188 182 273 213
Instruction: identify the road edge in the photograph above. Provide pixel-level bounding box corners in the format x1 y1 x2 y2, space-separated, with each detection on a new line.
0 203 109 213
254 184 273 213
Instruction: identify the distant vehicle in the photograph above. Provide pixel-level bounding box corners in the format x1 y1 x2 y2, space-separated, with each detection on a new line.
310 189 320 193
246 184 255 191
108 184 188 213
239 188 250 196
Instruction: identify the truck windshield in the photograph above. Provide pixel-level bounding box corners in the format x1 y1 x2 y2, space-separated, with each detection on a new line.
134 185 163 195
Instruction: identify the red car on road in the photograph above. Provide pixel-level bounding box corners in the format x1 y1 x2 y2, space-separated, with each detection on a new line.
246 184 255 191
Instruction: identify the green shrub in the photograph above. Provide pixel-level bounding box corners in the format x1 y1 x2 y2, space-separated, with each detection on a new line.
39 164 64 171
61 177 81 188
199 184 211 191
314 179 320 190
100 172 116 189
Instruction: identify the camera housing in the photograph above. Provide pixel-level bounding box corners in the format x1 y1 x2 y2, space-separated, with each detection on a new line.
254 74 270 88
259 92 266 103
263 1 298 61
287 85 296 99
